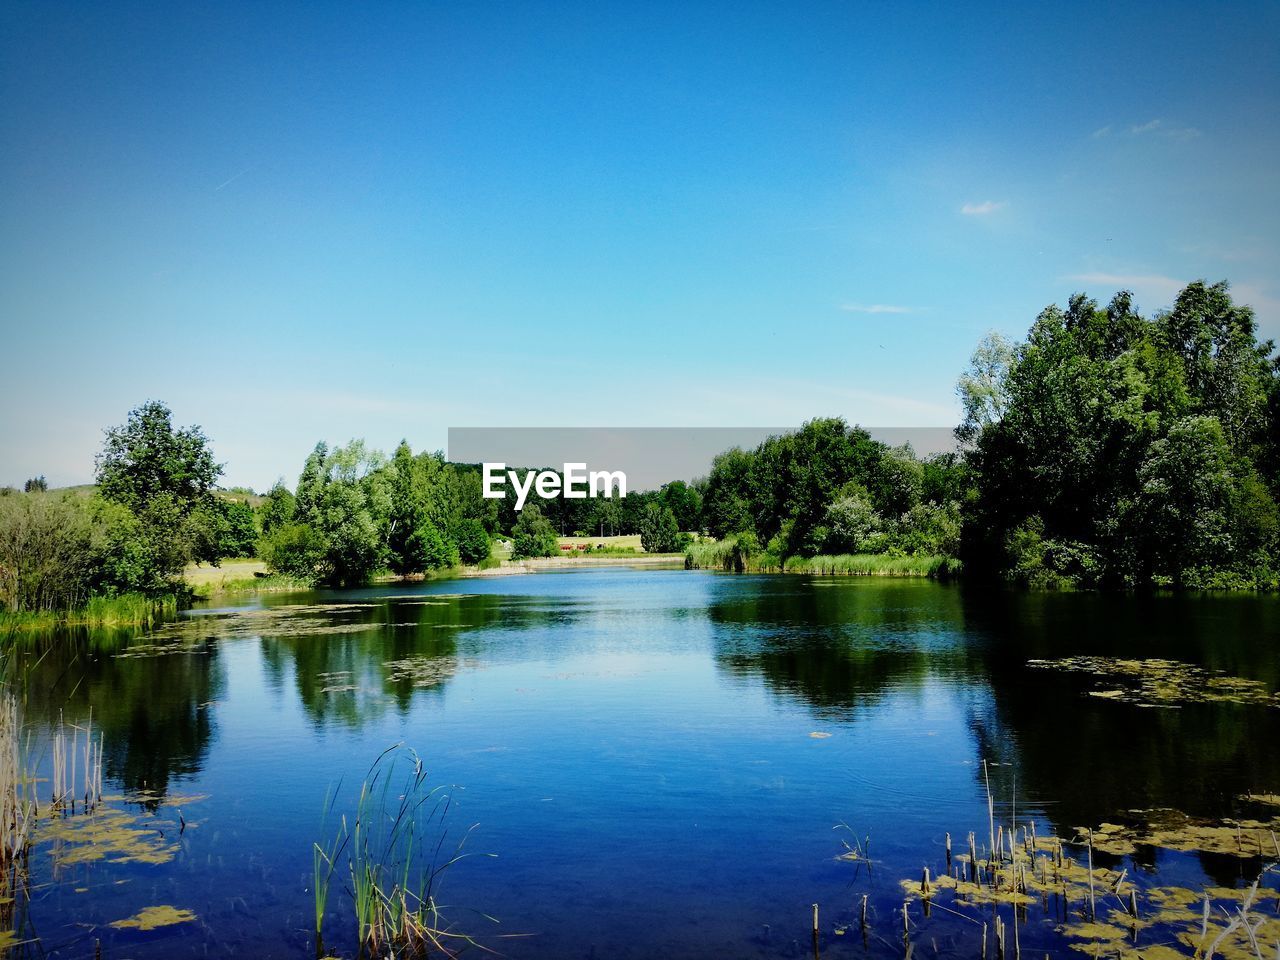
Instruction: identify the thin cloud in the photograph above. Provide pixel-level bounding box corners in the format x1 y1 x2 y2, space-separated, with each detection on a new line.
841 303 913 315
961 200 1006 216
1128 119 1201 140
1091 125 1113 139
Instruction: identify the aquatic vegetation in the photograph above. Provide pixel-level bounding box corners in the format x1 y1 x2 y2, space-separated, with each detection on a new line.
124 602 396 653
313 745 492 958
1026 656 1280 708
383 657 460 688
0 592 180 632
38 806 179 866
884 766 1280 960
0 692 34 863
109 904 197 930
50 713 104 811
1081 804 1280 859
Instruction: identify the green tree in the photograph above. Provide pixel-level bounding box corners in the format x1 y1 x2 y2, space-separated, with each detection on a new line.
638 503 680 553
660 480 702 532
963 281 1278 588
453 518 491 564
259 481 296 535
95 401 222 513
510 505 558 559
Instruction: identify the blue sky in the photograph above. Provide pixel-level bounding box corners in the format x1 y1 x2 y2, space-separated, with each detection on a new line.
2 1 1278 490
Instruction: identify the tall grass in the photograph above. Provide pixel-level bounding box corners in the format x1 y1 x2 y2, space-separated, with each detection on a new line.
782 554 960 577
189 574 313 599
685 536 961 579
684 536 749 572
313 745 491 959
0 692 34 864
0 592 178 632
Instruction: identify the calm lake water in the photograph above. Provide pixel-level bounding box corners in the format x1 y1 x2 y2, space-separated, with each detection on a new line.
14 568 1280 958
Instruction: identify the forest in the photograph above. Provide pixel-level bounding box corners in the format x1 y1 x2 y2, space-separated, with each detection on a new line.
1 279 1277 616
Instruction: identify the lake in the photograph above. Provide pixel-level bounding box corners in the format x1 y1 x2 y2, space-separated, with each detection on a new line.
11 568 1280 958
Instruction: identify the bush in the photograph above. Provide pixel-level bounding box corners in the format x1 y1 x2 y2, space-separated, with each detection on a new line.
454 518 491 565
511 505 558 559
260 522 326 580
638 503 680 553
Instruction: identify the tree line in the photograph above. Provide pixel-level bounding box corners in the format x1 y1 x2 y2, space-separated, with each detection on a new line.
2 279 1276 612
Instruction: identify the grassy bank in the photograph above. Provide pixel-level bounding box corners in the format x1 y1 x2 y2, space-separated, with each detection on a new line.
685 535 959 578
0 592 179 632
183 558 313 598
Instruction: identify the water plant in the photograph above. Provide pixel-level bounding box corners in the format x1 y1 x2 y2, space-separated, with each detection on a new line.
313 744 492 959
868 764 1280 960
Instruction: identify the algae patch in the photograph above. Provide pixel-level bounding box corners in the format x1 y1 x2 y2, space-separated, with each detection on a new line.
110 905 197 930
37 806 180 866
1026 656 1280 708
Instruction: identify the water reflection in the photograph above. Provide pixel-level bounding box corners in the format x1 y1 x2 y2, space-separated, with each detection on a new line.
5 571 1280 960
959 586 1280 833
18 630 223 803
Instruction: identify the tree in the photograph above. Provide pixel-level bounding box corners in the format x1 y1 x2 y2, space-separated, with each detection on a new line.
956 332 1017 444
660 480 701 532
259 522 326 579
510 505 558 559
95 401 222 513
453 518 491 564
638 503 680 553
216 499 259 558
701 448 755 539
24 476 47 493
259 481 296 535
0 494 96 611
962 281 1279 587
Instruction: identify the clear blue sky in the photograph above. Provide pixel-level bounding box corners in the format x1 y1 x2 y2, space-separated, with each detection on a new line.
2 1 1277 490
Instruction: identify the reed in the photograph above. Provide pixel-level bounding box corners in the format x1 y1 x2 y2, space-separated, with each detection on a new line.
0 592 178 632
0 691 34 864
314 745 490 958
49 712 103 812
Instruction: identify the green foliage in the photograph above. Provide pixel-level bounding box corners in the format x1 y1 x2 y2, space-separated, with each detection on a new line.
216 499 259 558
638 503 681 553
695 419 965 566
258 481 296 535
510 505 558 559
821 484 885 554
700 448 755 539
0 493 99 611
452 518 491 565
660 480 701 532
259 522 327 580
23 476 47 493
95 400 222 513
965 281 1279 588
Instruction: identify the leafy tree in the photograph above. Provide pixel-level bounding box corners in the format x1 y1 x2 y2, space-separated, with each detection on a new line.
24 476 47 493
0 494 97 610
510 505 558 559
258 481 295 536
453 518 491 565
660 480 701 532
963 281 1278 588
956 332 1016 444
591 497 624 537
95 401 222 513
638 503 681 553
701 448 756 538
821 486 884 554
259 522 326 579
217 499 259 558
